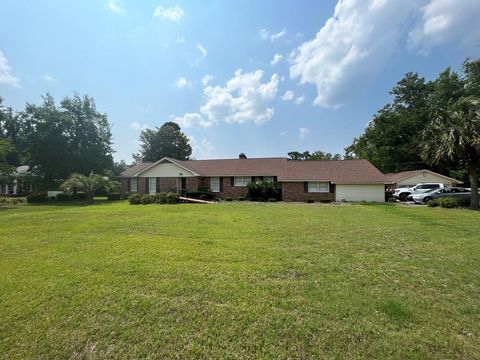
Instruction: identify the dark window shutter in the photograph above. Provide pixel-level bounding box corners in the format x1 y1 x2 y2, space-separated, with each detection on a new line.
231 177 234 186
304 182 308 193
145 178 149 192
127 178 131 192
156 178 160 193
220 177 224 192
273 176 277 183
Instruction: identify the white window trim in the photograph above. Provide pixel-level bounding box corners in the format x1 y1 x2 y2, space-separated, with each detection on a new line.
210 177 220 193
308 181 330 193
130 178 138 192
234 176 251 187
149 177 156 194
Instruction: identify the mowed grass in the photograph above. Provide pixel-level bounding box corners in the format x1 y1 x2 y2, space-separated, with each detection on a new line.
0 201 479 359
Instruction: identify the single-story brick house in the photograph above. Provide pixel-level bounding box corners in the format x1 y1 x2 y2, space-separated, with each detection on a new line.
120 156 388 202
385 169 462 189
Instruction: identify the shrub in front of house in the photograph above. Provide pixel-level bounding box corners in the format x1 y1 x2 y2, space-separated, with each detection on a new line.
107 193 121 201
305 198 315 203
387 197 397 203
26 194 48 203
225 197 233 202
385 191 395 202
166 192 180 204
237 197 245 201
128 193 142 205
155 192 167 204
246 181 280 201
186 190 216 201
141 194 155 204
56 193 72 201
427 197 460 208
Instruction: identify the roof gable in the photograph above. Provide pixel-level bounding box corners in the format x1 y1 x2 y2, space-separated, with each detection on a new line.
385 169 462 184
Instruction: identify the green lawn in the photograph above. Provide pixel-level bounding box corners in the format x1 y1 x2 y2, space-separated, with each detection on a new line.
0 201 479 359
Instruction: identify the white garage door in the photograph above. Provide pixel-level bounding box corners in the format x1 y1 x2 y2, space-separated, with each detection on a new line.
335 184 385 202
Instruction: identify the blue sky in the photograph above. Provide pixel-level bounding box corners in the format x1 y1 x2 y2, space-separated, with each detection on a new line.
1 0 479 162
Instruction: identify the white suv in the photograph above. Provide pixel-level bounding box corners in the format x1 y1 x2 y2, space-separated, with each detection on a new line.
393 183 445 201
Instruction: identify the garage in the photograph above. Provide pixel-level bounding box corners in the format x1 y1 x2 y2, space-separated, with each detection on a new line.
335 184 385 202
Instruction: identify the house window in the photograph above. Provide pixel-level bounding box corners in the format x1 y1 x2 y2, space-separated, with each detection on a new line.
234 176 251 187
149 177 156 194
210 177 220 192
263 176 274 183
308 181 329 193
131 178 138 192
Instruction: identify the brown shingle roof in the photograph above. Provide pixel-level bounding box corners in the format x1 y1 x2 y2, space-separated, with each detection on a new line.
120 162 153 177
121 157 388 184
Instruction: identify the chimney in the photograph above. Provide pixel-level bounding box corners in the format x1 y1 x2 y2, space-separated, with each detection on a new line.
239 153 247 159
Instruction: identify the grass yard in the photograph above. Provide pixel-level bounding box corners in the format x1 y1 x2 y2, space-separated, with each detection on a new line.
0 201 479 359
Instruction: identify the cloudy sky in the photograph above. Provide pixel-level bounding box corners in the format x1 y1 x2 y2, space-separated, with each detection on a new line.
1 0 480 162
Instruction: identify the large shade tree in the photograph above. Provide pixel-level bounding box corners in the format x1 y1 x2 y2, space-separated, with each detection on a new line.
421 97 480 209
134 122 192 162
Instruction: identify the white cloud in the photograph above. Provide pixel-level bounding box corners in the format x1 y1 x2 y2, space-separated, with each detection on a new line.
130 121 149 131
290 0 417 108
270 53 283 65
281 90 295 101
196 44 207 58
173 113 213 128
153 5 184 22
0 51 20 87
200 69 279 125
106 0 123 14
174 69 279 128
188 135 215 159
408 0 480 53
43 75 55 82
175 76 190 88
298 127 310 138
259 28 287 42
201 74 214 86
294 95 305 105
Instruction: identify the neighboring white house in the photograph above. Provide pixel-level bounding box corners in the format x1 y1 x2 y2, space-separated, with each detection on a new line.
386 169 462 189
0 165 33 195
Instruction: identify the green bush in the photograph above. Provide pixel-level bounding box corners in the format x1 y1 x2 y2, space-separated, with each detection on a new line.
387 197 397 203
305 199 315 203
186 190 216 201
26 194 48 203
319 199 332 203
72 192 88 200
0 197 26 205
268 198 277 202
385 191 394 201
154 192 167 204
141 194 155 204
128 193 142 205
166 192 180 204
246 181 281 201
238 197 245 201
56 193 72 201
225 197 233 202
427 197 460 208
107 193 121 201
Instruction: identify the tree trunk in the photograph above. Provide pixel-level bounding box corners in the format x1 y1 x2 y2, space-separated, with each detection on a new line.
468 164 479 210
87 191 94 205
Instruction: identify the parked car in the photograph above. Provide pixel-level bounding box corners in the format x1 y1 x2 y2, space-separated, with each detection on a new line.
411 187 471 204
393 183 445 201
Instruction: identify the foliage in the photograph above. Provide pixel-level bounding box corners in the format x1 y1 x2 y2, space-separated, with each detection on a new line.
141 194 155 204
246 181 281 201
427 197 461 209
165 192 180 204
0 197 25 205
134 122 192 162
421 97 480 209
72 192 88 200
0 138 15 183
26 193 48 203
55 193 72 201
155 192 168 204
20 94 114 189
225 197 233 201
61 172 118 204
107 193 121 201
128 193 142 205
288 150 342 161
185 190 216 201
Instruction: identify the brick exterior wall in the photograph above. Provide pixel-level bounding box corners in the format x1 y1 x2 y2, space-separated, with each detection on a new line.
281 182 335 202
121 176 336 201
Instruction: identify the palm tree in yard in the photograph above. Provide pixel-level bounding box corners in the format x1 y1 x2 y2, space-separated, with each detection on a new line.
421 97 480 209
61 172 120 204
